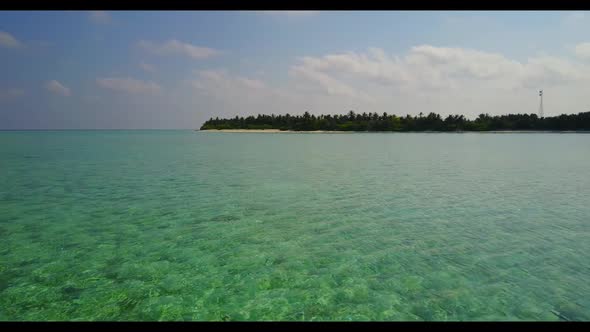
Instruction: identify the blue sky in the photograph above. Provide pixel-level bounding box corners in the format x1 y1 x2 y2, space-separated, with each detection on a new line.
1 11 590 129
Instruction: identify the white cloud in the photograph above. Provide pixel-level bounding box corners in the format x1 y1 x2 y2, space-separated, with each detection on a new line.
574 42 590 60
89 11 112 24
139 62 156 73
521 55 588 87
292 48 409 87
407 45 521 80
265 44 590 117
138 39 221 60
0 88 24 101
0 31 22 48
97 77 161 95
188 69 308 117
163 44 590 126
45 80 71 96
192 70 270 99
291 45 590 94
289 64 374 102
563 12 586 26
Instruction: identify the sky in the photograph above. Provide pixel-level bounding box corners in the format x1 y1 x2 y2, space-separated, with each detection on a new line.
1 10 590 129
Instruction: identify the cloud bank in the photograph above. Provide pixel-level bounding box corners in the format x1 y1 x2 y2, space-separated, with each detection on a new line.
138 39 221 60
45 80 71 96
187 44 590 121
0 31 22 48
89 11 112 24
139 62 156 73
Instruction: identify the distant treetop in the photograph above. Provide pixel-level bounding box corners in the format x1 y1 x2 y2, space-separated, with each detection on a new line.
200 111 590 132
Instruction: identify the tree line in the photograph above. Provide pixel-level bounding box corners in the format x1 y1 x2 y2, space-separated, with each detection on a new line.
200 111 590 132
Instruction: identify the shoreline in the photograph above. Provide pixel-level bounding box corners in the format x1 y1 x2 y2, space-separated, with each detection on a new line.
199 129 351 134
199 129 590 134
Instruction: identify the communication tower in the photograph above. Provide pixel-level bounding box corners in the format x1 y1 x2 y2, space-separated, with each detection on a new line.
539 90 544 118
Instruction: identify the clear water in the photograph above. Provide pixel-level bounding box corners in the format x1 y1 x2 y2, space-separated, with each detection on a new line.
1 130 589 321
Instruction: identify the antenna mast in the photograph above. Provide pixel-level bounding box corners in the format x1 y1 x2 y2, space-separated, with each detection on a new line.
539 90 544 118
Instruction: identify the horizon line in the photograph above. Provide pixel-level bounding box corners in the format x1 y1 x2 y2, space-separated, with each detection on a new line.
0 129 197 131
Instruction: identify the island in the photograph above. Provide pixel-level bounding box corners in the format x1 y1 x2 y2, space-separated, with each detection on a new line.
200 111 590 132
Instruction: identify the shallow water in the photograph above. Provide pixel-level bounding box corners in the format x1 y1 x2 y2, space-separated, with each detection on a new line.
1 130 589 321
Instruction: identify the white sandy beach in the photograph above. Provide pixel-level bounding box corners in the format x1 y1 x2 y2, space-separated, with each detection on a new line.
200 129 353 134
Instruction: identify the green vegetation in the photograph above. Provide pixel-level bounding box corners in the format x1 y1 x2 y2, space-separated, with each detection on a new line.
200 111 590 131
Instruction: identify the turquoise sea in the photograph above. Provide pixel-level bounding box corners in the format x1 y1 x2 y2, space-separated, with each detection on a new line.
1 130 589 321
